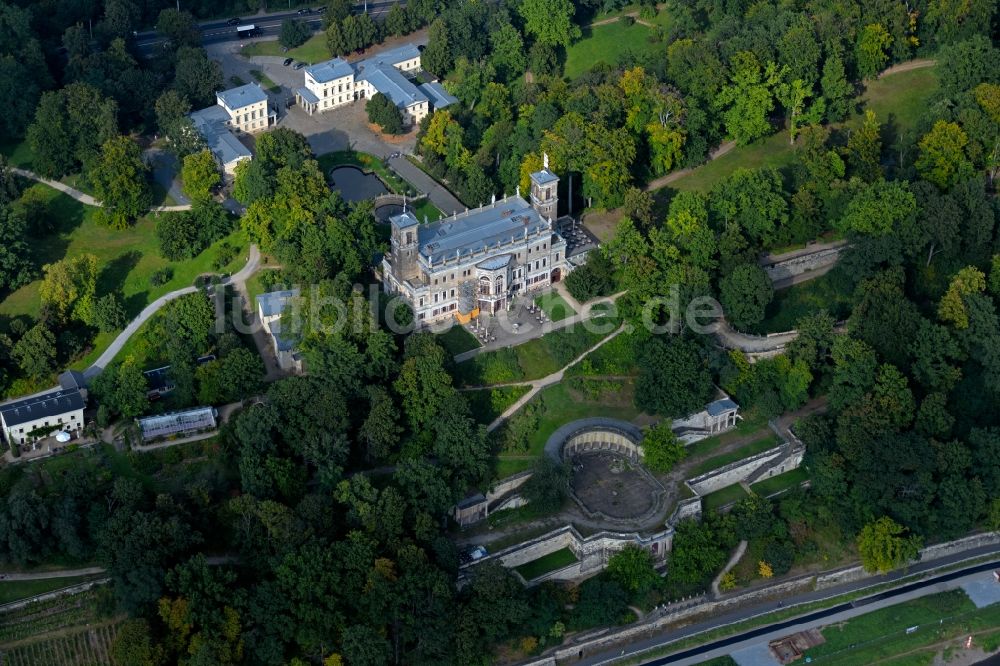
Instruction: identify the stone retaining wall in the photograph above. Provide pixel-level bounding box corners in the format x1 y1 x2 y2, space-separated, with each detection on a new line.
763 246 843 282
487 470 533 503
563 428 643 462
462 525 673 585
668 497 703 526
687 444 791 495
815 531 1000 590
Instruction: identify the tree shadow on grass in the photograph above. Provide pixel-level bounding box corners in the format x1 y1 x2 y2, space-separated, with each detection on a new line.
28 188 87 270
96 251 143 308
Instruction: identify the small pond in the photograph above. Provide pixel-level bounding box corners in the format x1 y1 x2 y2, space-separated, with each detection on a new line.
374 203 403 222
329 166 389 202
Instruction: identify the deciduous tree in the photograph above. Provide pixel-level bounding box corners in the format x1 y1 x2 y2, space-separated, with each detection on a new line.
91 136 152 230
857 516 921 573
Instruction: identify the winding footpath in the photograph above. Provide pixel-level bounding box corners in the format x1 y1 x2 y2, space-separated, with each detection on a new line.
11 167 192 212
484 324 628 432
83 245 261 378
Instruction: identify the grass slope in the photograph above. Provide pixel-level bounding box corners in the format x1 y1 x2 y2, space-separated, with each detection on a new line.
0 185 246 373
754 267 855 334
514 547 578 580
496 379 644 477
0 576 97 605
668 64 940 193
564 19 665 80
241 34 330 64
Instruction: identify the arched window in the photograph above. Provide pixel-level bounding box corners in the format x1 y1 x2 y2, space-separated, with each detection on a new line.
494 276 504 294
479 276 490 295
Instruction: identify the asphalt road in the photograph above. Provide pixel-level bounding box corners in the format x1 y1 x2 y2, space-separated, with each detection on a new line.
134 3 397 54
578 546 1000 665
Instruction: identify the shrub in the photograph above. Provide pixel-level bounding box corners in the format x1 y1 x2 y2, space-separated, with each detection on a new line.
150 267 173 286
366 92 404 134
565 252 615 302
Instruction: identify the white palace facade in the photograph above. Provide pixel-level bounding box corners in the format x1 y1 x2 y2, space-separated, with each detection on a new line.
382 162 569 323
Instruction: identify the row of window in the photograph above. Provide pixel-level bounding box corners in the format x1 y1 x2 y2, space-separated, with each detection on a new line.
14 413 78 434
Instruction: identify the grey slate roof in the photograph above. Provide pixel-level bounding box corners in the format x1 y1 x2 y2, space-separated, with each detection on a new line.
296 86 320 105
306 57 354 83
706 397 739 416
418 196 553 266
531 169 559 185
256 289 300 318
217 82 268 110
366 43 421 66
391 211 419 229
190 105 252 166
418 81 458 109
58 370 87 391
357 62 427 109
477 254 512 270
0 389 85 428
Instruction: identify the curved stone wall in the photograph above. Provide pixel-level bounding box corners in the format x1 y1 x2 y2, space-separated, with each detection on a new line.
544 417 644 462
563 428 643 461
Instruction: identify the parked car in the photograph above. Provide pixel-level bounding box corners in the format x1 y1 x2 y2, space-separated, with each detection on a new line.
227 17 241 26
317 5 327 12
296 7 312 14
293 61 306 69
283 57 294 66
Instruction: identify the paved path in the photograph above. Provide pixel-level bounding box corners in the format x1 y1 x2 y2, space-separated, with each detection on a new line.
12 167 192 212
711 540 748 598
486 325 627 432
713 319 798 355
83 245 261 378
454 291 626 362
388 156 465 215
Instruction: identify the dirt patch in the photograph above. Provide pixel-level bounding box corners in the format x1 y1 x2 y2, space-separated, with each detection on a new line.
366 123 418 143
581 209 622 243
570 452 660 520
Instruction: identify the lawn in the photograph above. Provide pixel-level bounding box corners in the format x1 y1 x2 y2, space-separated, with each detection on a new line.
495 378 645 476
513 547 578 580
453 319 619 386
534 291 577 321
564 19 666 80
0 575 98 604
245 268 283 307
754 267 855 334
701 483 748 511
0 186 247 347
316 150 418 196
249 69 281 93
750 466 809 497
665 63 940 193
240 33 330 64
684 411 771 461
410 197 444 223
688 434 780 477
435 324 481 355
805 589 1000 664
464 386 531 424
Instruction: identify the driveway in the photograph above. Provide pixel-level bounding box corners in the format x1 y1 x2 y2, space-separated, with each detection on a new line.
388 156 464 214
145 148 190 206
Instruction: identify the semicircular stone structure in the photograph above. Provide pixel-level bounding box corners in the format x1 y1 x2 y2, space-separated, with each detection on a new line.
544 417 644 463
547 418 668 528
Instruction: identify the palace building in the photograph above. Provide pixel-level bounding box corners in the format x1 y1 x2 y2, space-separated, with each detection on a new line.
382 159 571 323
295 44 456 126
